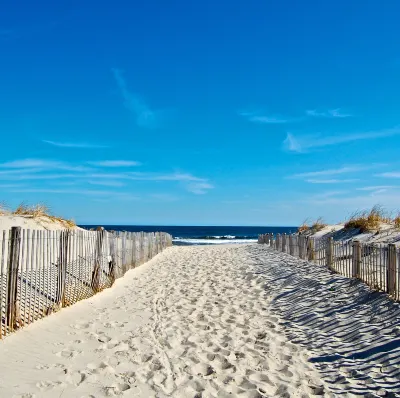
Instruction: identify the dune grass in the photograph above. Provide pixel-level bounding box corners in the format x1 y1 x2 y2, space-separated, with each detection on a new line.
1 202 76 229
310 217 326 233
297 219 310 233
344 205 389 233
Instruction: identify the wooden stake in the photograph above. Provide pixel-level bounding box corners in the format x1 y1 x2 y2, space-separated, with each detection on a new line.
352 240 361 278
57 230 70 308
91 227 104 293
7 227 21 330
387 244 397 296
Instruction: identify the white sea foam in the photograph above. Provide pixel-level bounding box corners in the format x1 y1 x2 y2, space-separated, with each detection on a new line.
173 238 257 245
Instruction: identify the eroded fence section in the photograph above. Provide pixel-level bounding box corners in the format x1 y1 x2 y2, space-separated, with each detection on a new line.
258 233 400 301
0 228 172 338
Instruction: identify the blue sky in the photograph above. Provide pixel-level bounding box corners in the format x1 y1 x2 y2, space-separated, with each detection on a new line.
1 0 400 225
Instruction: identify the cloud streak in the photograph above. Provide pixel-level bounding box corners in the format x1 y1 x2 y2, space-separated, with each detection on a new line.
306 108 352 118
43 140 108 149
112 68 158 128
0 158 213 195
306 179 359 184
284 127 400 153
239 111 287 124
290 164 383 179
376 172 400 178
87 160 141 167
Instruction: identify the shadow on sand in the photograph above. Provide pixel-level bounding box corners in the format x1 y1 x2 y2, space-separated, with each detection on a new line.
248 245 400 397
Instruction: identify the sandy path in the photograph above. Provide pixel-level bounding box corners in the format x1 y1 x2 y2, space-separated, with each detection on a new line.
0 244 325 398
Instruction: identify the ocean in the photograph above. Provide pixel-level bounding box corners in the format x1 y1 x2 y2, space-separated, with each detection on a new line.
79 225 297 245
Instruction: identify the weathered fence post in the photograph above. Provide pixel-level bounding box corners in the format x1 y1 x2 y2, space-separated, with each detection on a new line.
289 235 293 256
299 236 304 259
57 229 70 307
387 244 397 296
7 227 21 330
352 240 361 278
91 227 105 293
308 238 315 261
282 234 287 253
326 237 334 269
108 232 116 284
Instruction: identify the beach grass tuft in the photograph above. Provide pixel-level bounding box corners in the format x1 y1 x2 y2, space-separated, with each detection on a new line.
9 202 76 229
394 214 400 229
344 205 388 232
0 201 9 216
297 219 310 233
310 217 326 233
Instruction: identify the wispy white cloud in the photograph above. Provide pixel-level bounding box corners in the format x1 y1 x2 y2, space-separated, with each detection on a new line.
87 160 141 167
150 193 179 202
186 182 214 195
9 187 139 200
87 180 126 187
291 165 376 179
43 140 108 148
284 127 400 153
0 159 91 172
306 108 352 118
0 157 213 195
283 133 302 152
376 172 400 178
306 179 359 184
112 68 158 128
357 185 396 191
239 111 287 124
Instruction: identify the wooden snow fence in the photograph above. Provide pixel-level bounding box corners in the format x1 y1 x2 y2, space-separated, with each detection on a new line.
258 233 400 301
0 227 172 338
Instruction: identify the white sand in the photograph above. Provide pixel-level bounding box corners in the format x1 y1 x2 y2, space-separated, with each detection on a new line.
305 222 400 246
0 215 82 231
0 244 399 397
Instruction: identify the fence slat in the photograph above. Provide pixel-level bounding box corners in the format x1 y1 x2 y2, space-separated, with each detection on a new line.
388 244 397 296
7 227 21 330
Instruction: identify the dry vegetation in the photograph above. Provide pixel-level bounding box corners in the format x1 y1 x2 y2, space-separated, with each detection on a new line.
1 202 76 229
344 205 390 233
297 219 310 233
310 217 326 232
298 217 327 234
394 214 400 229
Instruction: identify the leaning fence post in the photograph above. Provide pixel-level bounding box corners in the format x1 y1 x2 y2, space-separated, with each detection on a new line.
7 227 21 330
352 240 361 278
91 227 104 293
387 244 397 296
326 237 334 269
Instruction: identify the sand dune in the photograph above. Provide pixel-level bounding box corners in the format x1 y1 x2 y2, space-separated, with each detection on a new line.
0 244 398 397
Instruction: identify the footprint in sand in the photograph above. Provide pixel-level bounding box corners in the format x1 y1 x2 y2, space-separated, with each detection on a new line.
55 348 82 359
